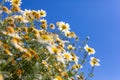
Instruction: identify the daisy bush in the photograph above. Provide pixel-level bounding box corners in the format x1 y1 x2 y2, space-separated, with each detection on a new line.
0 0 100 80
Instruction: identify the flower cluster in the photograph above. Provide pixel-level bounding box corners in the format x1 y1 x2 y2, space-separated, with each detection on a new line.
0 0 100 80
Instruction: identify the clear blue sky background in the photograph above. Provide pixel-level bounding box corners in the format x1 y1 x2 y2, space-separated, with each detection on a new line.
21 0 120 80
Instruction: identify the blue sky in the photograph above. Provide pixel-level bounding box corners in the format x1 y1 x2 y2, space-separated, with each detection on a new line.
21 0 120 80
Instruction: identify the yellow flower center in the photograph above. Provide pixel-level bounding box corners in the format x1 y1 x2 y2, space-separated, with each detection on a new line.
41 35 51 41
64 53 70 60
61 25 67 30
54 76 63 80
86 47 94 53
52 47 59 54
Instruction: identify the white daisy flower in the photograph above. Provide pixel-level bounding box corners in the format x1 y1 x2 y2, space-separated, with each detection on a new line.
90 57 100 66
84 45 95 55
58 21 70 32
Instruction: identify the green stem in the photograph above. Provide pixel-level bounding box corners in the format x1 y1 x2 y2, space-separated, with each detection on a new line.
85 67 94 80
81 52 88 65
